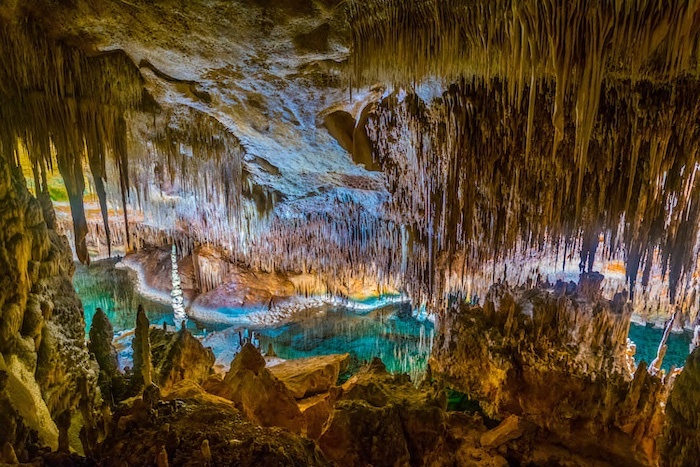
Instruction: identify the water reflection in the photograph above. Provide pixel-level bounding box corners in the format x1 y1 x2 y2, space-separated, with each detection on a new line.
74 259 690 379
74 259 433 379
628 323 692 372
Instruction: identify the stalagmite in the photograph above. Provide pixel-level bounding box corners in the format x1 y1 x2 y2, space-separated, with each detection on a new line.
650 307 678 375
88 308 119 378
133 305 153 388
171 244 186 329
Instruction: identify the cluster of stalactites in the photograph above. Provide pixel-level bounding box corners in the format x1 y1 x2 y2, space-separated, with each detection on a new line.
0 18 143 263
348 0 700 224
365 77 700 311
149 109 244 222
116 108 246 256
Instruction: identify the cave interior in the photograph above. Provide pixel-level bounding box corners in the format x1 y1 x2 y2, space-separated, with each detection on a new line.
1 0 700 466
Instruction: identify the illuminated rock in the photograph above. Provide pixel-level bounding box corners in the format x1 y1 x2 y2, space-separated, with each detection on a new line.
204 344 306 434
268 353 350 399
431 281 668 464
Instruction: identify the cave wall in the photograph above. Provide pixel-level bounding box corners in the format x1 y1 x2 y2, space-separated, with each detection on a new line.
0 154 98 459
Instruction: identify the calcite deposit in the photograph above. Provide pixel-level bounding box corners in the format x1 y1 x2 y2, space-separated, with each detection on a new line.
0 154 99 458
1 0 700 466
431 277 670 465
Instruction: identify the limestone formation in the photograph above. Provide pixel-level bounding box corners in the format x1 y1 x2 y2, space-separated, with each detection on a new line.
319 358 447 466
99 385 330 467
88 308 119 378
149 326 215 393
0 149 99 457
132 305 153 389
1 1 700 466
431 280 668 465
268 353 350 399
661 347 700 466
204 344 306 434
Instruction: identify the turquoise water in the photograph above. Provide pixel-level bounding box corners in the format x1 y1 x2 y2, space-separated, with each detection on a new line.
74 259 433 378
73 259 211 335
255 304 434 379
74 259 691 377
628 323 692 372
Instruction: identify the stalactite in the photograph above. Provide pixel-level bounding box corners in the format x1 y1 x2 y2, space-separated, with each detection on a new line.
0 18 143 263
56 151 90 264
365 77 700 310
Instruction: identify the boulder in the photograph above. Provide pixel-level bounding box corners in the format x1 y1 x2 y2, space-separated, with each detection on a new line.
268 353 350 399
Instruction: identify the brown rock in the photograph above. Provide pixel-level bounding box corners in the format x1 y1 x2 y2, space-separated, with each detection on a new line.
298 392 335 440
323 110 355 154
100 389 329 466
150 327 215 393
268 353 349 399
88 308 119 377
205 344 306 434
431 284 667 465
319 399 410 467
661 346 700 466
319 358 446 466
0 442 19 464
156 446 169 467
480 415 523 448
132 305 153 388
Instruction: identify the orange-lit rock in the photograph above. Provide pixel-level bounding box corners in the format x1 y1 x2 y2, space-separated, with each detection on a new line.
268 353 350 399
204 344 306 434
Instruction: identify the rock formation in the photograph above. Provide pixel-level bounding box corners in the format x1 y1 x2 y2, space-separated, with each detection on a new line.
319 358 448 466
1 1 700 465
0 149 99 458
132 305 153 390
149 326 215 393
268 353 350 399
431 278 669 465
662 346 700 466
98 382 330 467
89 308 119 379
204 344 306 434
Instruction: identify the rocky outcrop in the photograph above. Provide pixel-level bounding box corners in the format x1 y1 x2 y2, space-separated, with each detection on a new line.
0 157 100 457
149 326 215 394
97 382 330 467
88 308 119 378
268 353 350 399
318 358 448 466
661 347 700 466
431 278 668 465
204 344 306 434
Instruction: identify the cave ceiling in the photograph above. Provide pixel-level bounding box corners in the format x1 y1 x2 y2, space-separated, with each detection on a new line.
2 0 700 313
